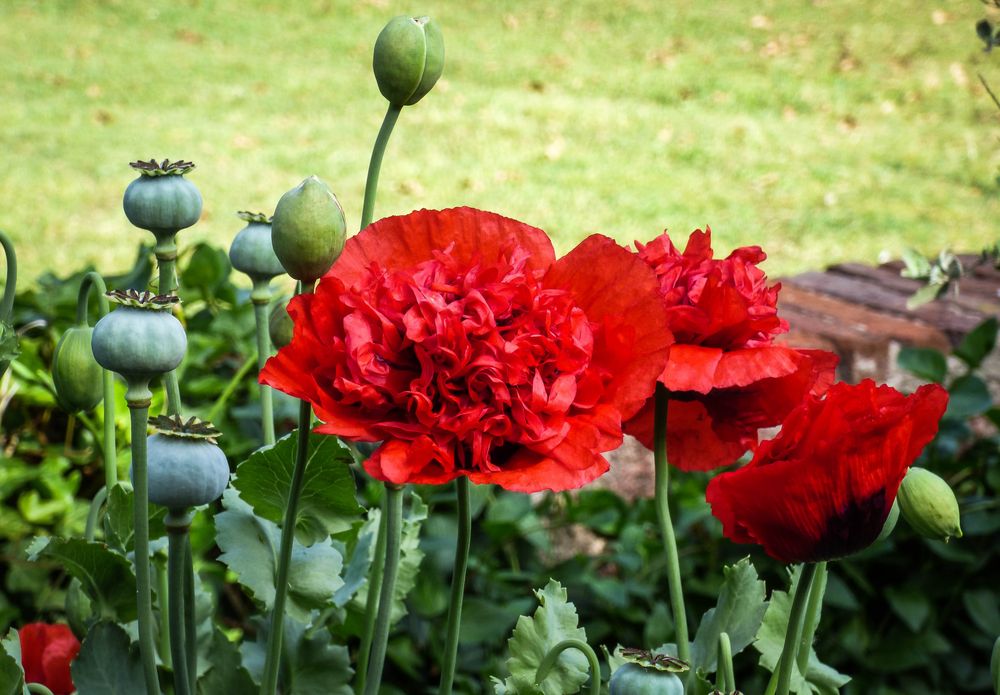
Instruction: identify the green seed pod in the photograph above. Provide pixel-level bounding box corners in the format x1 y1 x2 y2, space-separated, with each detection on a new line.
229 211 285 287
123 159 203 242
610 663 685 695
91 290 186 402
52 326 104 412
875 498 900 543
271 176 346 283
268 300 293 349
373 16 445 106
139 416 229 510
897 467 962 542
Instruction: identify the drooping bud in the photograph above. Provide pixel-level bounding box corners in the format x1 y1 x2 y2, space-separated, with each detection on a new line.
373 16 445 107
268 300 294 349
52 326 104 413
270 176 346 283
896 467 962 542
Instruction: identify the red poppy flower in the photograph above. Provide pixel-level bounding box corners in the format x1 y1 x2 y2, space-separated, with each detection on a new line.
623 228 838 470
706 380 949 563
19 623 80 695
261 207 672 492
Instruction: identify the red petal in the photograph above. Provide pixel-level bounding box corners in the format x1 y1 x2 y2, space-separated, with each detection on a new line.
661 345 723 393
329 207 556 286
543 234 673 420
364 437 458 486
467 448 610 492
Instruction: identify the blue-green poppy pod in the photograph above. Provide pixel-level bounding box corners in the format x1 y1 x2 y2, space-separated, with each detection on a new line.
140 416 229 511
123 159 203 242
373 15 445 107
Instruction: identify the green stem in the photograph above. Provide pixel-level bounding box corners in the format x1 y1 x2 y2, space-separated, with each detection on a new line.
129 403 161 694
0 230 17 322
260 398 314 695
355 502 388 695
717 632 735 693
774 563 819 695
437 476 472 695
184 537 197 695
156 237 182 417
77 271 117 488
84 486 108 542
363 483 404 695
653 385 690 664
534 639 601 695
252 298 275 446
360 104 403 230
795 561 828 675
166 511 192 695
205 351 257 423
26 684 54 695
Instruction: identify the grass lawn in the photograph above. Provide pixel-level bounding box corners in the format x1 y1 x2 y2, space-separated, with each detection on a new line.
1 0 998 285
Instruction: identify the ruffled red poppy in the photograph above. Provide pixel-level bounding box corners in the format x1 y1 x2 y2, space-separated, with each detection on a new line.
261 207 673 492
19 622 80 695
706 380 949 563
623 228 838 470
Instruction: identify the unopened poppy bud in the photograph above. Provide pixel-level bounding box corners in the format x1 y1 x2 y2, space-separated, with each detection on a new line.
373 16 445 107
897 467 962 542
271 176 346 283
52 326 103 413
268 300 293 349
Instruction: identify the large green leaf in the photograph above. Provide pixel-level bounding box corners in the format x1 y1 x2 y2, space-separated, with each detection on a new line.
0 629 24 695
26 537 136 621
954 317 998 369
493 579 590 695
215 488 344 622
197 628 256 694
946 375 993 419
691 556 768 673
71 622 146 695
897 347 947 384
283 620 353 695
102 483 166 554
233 430 361 543
754 567 850 694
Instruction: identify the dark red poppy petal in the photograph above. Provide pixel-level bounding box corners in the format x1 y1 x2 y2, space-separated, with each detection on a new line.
363 437 458 486
18 624 79 695
18 623 48 685
40 634 79 695
467 448 610 493
543 234 672 420
330 207 557 287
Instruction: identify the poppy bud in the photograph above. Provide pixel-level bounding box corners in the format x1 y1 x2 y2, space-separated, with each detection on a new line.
268 300 293 349
52 326 104 413
373 16 445 107
271 176 346 283
897 467 962 542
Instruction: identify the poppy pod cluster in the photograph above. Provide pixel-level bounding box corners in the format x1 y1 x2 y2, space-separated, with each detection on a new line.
706 380 949 563
624 228 838 471
261 207 673 492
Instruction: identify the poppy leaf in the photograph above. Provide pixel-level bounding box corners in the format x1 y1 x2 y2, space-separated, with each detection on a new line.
196 627 256 693
233 430 362 544
71 622 145 695
691 556 768 674
954 317 998 369
897 347 947 383
0 629 23 695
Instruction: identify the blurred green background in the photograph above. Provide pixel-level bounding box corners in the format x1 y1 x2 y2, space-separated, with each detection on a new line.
1 0 997 284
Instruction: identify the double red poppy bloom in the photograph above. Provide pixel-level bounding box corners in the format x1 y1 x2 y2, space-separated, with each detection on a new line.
19 623 79 695
262 207 673 492
624 228 837 471
706 380 949 563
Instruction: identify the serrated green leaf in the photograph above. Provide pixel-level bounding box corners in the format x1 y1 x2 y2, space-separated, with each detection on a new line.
497 579 590 695
214 488 344 622
754 567 850 694
27 537 136 621
955 317 998 369
71 622 145 695
692 556 768 673
197 628 255 694
0 629 24 695
897 347 947 383
102 483 166 554
283 620 353 695
234 430 361 544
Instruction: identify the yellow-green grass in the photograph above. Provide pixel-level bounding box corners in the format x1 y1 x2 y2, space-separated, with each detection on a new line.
1 0 998 286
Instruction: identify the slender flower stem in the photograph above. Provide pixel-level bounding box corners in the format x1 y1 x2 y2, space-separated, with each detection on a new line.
438 476 472 695
356 506 388 695
0 230 17 322
157 556 170 670
166 511 192 695
129 402 161 695
653 385 690 664
184 536 197 695
534 639 601 695
717 632 735 693
774 563 819 695
260 299 315 695
156 237 182 417
796 561 828 675
84 486 108 542
252 297 275 446
360 104 403 230
77 271 116 487
205 350 258 423
363 484 404 695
